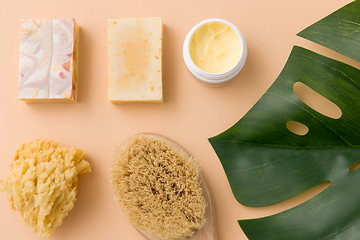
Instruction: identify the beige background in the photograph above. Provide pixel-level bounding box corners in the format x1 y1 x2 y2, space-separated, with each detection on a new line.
0 0 356 239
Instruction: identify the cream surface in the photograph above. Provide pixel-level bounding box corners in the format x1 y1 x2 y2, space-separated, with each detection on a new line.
18 19 76 102
189 22 242 73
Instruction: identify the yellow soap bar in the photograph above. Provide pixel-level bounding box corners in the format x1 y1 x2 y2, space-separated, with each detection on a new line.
108 18 163 103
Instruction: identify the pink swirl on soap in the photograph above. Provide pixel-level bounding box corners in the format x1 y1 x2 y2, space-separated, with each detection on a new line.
18 19 76 100
18 19 52 98
49 19 75 99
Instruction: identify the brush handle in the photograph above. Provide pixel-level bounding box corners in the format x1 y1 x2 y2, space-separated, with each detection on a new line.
136 133 217 240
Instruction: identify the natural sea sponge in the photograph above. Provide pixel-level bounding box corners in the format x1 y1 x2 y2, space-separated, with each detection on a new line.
0 139 91 238
110 133 206 240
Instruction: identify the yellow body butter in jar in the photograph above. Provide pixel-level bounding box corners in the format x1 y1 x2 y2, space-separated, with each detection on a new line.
183 19 247 87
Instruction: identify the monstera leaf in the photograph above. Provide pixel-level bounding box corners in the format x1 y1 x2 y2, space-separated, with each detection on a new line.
209 1 360 239
298 0 360 63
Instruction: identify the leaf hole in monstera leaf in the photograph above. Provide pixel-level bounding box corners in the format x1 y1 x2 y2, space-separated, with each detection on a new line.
293 82 342 119
349 160 360 171
287 121 309 136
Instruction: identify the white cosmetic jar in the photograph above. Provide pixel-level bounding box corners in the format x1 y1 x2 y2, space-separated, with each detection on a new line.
183 18 247 87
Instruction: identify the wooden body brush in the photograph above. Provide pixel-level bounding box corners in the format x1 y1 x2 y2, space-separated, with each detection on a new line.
110 133 216 240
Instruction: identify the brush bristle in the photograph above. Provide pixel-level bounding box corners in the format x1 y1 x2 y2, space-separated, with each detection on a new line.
110 134 206 240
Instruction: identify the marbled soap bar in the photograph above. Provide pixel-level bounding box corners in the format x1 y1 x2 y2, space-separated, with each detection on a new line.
108 18 163 103
18 19 79 102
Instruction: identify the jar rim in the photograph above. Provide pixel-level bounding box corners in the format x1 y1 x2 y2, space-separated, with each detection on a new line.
184 18 247 77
